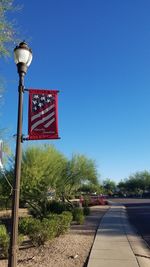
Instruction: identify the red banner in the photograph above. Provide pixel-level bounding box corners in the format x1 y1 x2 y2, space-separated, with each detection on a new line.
28 89 59 140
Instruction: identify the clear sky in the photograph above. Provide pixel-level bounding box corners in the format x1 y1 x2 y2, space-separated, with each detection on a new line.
1 0 150 183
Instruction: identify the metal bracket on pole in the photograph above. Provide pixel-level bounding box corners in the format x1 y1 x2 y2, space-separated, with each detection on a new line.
24 88 29 92
21 135 29 142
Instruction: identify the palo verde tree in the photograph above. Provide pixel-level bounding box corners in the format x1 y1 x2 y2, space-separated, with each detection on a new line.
20 145 67 217
3 145 100 217
0 0 20 57
0 0 20 138
56 154 99 201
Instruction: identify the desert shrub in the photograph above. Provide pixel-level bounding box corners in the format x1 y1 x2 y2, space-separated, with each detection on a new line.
29 218 57 246
62 211 73 222
55 211 72 236
46 200 72 214
18 234 24 247
29 200 73 219
19 211 73 246
29 212 73 246
61 211 72 233
29 204 46 219
0 197 12 210
28 219 48 246
30 214 69 245
0 224 9 258
83 206 90 216
72 208 85 224
0 225 24 258
19 217 36 235
46 201 64 214
41 218 57 239
82 196 90 207
71 201 80 208
19 217 47 246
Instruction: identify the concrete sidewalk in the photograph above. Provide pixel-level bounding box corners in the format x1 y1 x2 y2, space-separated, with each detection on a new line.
87 204 150 267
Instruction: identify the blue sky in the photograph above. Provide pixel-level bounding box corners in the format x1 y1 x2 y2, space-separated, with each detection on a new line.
1 0 150 183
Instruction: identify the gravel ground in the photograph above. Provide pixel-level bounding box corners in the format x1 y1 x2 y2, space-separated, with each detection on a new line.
0 206 109 267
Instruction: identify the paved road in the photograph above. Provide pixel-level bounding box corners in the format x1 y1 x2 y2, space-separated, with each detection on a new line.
108 198 150 247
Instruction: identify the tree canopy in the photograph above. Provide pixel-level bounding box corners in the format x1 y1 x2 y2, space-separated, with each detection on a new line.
102 178 116 195
0 0 19 57
118 171 150 197
56 154 99 200
0 0 20 139
20 145 67 207
0 145 100 215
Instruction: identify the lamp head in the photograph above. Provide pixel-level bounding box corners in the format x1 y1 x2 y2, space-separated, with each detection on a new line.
14 41 32 75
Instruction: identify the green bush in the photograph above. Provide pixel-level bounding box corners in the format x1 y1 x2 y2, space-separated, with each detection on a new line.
82 196 90 207
46 200 72 214
19 217 36 235
83 206 90 216
62 211 73 222
29 200 73 219
19 211 73 246
72 208 85 224
0 197 11 210
18 234 24 247
41 218 57 239
55 211 73 236
0 224 9 258
28 213 72 246
29 218 57 246
19 217 47 246
28 219 47 246
29 204 47 219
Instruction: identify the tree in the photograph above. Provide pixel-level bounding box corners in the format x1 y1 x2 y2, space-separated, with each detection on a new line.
1 145 100 217
0 140 14 207
0 165 14 209
20 145 67 217
0 0 20 137
56 154 99 201
0 0 19 57
117 171 150 197
79 183 103 195
117 180 128 196
103 178 116 196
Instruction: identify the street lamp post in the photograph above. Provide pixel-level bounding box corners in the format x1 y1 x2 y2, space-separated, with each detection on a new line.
8 42 32 267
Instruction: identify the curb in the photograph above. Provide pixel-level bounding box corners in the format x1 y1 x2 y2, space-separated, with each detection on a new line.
122 206 150 267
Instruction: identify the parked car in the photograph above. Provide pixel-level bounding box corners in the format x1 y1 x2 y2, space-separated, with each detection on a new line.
89 195 108 206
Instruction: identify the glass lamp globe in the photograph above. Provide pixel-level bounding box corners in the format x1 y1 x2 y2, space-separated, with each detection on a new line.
14 41 32 68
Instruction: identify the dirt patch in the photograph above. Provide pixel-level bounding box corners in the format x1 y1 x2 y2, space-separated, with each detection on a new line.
0 208 29 218
0 206 109 267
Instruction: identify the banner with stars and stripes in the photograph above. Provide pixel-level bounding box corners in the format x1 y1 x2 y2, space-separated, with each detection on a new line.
28 89 59 140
